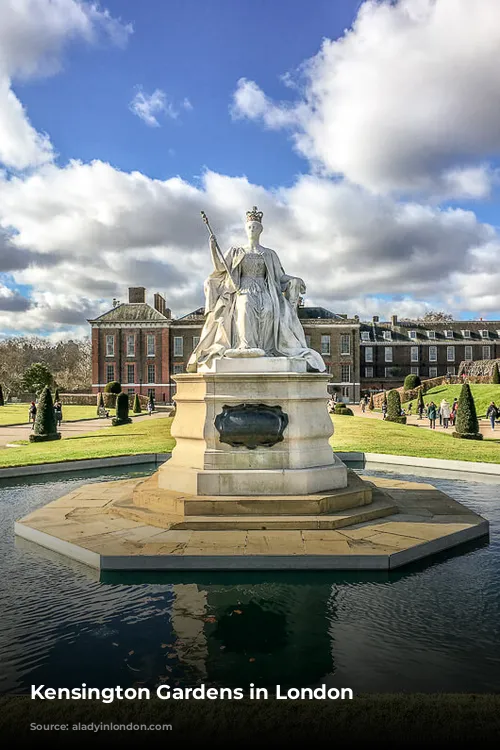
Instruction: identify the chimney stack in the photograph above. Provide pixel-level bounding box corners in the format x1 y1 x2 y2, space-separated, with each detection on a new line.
372 315 379 323
129 287 146 303
391 314 398 327
154 293 167 316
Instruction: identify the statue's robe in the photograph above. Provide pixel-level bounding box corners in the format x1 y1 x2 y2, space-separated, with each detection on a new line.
187 246 326 372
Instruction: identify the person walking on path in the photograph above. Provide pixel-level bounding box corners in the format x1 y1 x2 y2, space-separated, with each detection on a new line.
361 399 366 413
487 401 498 431
407 402 412 416
440 399 451 429
382 401 387 420
418 400 424 420
427 401 437 430
28 401 36 429
147 399 154 416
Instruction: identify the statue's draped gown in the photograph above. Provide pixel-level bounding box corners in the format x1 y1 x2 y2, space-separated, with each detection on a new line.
187 245 325 373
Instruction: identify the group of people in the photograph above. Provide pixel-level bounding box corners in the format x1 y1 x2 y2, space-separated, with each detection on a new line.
28 399 63 429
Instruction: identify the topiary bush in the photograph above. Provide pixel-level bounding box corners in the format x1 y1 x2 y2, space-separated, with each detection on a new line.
112 391 132 426
404 373 421 390
386 389 407 424
334 403 346 414
492 363 500 385
452 382 483 440
29 386 61 442
0 384 4 407
104 381 121 394
335 406 354 416
133 393 141 413
368 394 374 410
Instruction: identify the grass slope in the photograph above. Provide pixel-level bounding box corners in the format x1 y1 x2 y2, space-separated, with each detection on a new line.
402 384 500 417
0 403 116 426
331 415 500 463
0 416 173 468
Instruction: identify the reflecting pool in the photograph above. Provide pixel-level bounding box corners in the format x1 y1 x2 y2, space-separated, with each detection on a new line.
1 463 499 694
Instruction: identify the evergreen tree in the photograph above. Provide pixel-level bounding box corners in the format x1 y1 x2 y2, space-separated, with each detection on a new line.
368 394 374 410
22 362 53 394
453 383 482 440
0 384 4 406
112 392 132 426
404 373 421 390
386 389 406 424
133 393 141 413
492 363 500 384
29 386 61 442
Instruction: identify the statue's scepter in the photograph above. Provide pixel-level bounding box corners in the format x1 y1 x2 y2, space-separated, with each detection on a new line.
200 211 238 292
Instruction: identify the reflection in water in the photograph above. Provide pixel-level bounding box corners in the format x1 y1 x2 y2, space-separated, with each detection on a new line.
1 465 500 694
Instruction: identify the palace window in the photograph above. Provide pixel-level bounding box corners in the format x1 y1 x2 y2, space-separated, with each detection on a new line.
411 366 419 375
427 330 436 339
173 337 183 357
147 364 155 383
445 330 454 339
429 346 438 362
127 388 135 395
410 346 419 362
365 366 373 378
321 335 331 355
462 330 471 339
409 330 417 339
384 347 393 363
483 345 491 359
105 335 114 357
193 336 200 349
173 364 183 375
340 334 350 355
385 367 395 378
447 366 456 375
480 330 489 339
429 367 438 378
383 331 392 341
365 346 373 363
126 334 135 357
464 346 473 360
447 346 455 362
126 364 135 384
147 334 156 357
361 331 370 341
341 364 350 382
106 364 114 382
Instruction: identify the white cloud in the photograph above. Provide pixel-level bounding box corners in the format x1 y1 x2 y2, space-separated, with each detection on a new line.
0 0 132 170
232 0 500 198
129 87 192 126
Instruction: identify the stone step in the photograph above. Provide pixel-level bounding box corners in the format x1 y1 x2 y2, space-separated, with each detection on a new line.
169 494 397 531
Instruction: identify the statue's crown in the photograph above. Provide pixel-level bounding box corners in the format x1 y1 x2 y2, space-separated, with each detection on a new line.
246 205 263 223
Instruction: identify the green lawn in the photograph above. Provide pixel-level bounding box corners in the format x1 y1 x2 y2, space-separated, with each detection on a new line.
402 384 500 417
331 414 500 463
0 416 174 467
0 403 117 426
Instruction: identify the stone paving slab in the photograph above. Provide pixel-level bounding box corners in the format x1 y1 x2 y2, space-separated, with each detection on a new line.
14 473 489 571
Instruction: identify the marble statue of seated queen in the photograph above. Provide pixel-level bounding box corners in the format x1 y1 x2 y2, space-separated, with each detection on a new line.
187 206 326 373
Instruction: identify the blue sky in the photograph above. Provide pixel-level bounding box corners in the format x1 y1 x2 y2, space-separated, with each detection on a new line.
1 0 500 338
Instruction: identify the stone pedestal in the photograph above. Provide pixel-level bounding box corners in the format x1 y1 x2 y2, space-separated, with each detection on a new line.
158 357 347 496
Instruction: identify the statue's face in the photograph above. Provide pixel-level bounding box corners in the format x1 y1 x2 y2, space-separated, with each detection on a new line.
245 220 263 242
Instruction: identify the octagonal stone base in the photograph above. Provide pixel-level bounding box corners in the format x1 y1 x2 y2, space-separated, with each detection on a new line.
15 474 489 571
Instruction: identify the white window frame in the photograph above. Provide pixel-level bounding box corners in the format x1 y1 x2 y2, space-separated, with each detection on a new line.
409 330 417 340
385 367 395 378
365 346 373 363
384 347 393 363
480 330 489 339
447 346 455 362
321 334 331 355
147 363 155 383
429 366 438 378
147 334 156 357
361 331 370 341
341 364 350 382
383 331 392 341
126 334 135 357
193 335 200 349
410 346 419 362
447 366 456 375
126 364 135 384
427 330 436 339
106 364 114 382
173 364 183 375
173 337 183 357
340 334 350 355
482 345 491 359
445 330 454 339
410 366 419 375
429 346 438 362
365 366 374 378
462 330 471 339
105 335 115 357
464 345 473 361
